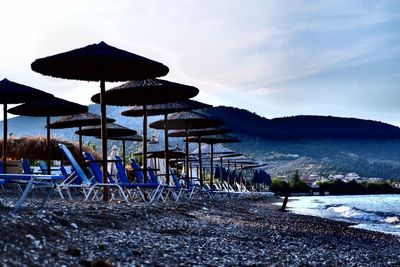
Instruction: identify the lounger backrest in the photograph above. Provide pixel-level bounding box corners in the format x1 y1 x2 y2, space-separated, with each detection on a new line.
21 159 33 174
130 158 145 184
214 165 220 179
114 155 130 184
83 152 115 183
38 160 49 175
59 165 69 176
83 152 102 183
170 169 181 188
148 168 159 184
58 144 91 185
222 167 228 180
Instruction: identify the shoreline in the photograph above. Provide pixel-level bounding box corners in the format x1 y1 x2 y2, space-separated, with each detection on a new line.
1 194 400 266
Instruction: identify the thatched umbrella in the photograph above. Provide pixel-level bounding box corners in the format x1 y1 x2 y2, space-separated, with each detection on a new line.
188 134 240 188
0 136 100 161
31 41 169 201
8 97 88 173
132 136 174 173
76 123 137 166
169 127 231 188
121 99 211 184
91 79 199 180
0 78 54 171
150 111 223 187
48 112 115 161
76 123 137 137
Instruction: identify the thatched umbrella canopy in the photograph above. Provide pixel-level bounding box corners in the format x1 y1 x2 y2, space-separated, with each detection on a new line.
121 100 211 117
188 135 240 188
31 41 169 201
0 136 100 162
75 123 137 137
77 123 137 166
190 143 236 155
150 111 223 187
133 136 173 155
48 112 115 128
8 97 88 173
48 112 115 161
0 78 54 170
121 99 211 183
169 127 231 188
91 79 199 180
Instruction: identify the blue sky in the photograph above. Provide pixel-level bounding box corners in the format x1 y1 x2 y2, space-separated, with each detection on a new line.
1 1 399 125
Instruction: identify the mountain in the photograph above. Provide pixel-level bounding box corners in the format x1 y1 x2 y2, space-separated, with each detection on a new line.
2 105 400 179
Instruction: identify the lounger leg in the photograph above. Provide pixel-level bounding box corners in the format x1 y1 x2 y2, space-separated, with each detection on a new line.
11 177 35 215
38 184 54 209
57 186 65 199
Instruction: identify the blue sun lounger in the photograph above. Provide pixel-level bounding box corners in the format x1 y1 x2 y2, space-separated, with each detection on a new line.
58 144 93 200
112 156 164 202
83 152 130 203
0 172 65 214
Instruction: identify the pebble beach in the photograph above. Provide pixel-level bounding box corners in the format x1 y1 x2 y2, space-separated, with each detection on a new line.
1 194 400 266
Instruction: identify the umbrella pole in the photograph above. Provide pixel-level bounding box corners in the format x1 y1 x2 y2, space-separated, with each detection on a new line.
210 143 214 190
100 79 109 202
79 126 83 162
220 156 223 185
164 113 170 184
122 140 126 166
185 127 189 188
198 138 203 189
46 116 51 174
143 104 148 179
3 104 7 172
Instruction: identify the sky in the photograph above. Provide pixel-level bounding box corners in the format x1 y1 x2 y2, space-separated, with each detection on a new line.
1 0 400 125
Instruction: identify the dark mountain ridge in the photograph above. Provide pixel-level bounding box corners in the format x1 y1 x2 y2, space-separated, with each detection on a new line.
201 106 400 140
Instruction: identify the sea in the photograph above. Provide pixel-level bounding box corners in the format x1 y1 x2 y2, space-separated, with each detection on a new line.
284 194 400 236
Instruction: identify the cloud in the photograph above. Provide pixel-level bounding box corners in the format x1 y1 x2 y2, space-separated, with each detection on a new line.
250 88 283 96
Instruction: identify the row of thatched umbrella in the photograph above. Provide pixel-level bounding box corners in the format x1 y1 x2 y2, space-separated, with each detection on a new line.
8 97 88 173
91 80 200 182
30 41 171 201
0 78 54 171
48 112 115 161
120 100 211 183
150 111 224 187
3 41 244 197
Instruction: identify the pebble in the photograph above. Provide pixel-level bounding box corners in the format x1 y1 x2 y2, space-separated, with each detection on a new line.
0 194 399 266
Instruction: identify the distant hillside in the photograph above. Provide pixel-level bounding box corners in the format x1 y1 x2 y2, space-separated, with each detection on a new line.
2 105 400 178
201 106 400 140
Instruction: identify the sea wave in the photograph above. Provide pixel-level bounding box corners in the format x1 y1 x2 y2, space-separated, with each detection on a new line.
326 205 382 222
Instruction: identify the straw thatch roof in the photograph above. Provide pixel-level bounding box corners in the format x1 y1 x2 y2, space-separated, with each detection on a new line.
48 112 115 129
121 100 211 117
0 136 100 161
0 78 54 104
76 123 137 137
8 97 88 117
31 41 169 82
91 79 199 106
150 111 223 130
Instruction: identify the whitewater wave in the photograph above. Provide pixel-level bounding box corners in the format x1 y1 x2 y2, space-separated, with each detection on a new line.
325 205 400 224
